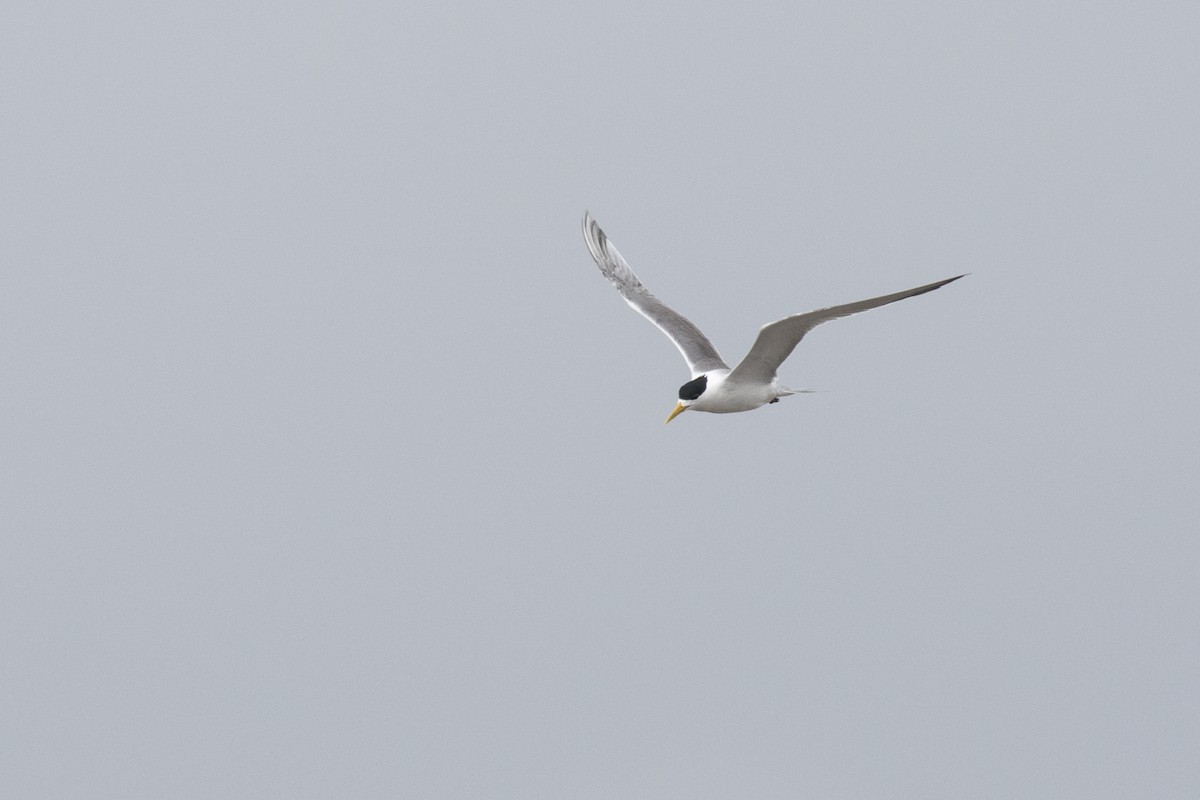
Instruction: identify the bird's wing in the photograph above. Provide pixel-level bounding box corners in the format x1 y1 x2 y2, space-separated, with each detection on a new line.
727 275 964 384
582 212 729 377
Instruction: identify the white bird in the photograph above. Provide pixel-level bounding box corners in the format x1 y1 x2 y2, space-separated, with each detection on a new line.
581 212 963 424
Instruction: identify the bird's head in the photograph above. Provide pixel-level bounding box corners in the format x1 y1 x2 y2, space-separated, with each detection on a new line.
665 374 708 424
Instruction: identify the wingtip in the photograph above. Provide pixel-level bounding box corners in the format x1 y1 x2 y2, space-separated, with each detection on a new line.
928 274 966 291
581 211 608 263
582 210 601 243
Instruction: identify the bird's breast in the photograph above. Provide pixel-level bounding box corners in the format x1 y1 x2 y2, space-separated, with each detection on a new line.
691 378 775 413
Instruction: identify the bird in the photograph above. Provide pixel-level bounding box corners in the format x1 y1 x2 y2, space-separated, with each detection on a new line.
581 212 964 424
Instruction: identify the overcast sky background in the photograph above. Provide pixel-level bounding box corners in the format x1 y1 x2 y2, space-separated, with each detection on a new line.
3 1 1198 798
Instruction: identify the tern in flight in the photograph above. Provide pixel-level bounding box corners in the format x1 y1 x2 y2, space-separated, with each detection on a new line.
581 212 963 423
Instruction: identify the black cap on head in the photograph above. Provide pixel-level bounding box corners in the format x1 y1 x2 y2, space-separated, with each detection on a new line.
678 374 707 401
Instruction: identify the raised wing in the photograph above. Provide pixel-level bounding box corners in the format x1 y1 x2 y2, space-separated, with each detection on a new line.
582 212 728 377
728 275 964 384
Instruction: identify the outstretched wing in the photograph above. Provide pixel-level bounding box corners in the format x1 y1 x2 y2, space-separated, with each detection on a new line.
582 212 728 377
728 275 964 384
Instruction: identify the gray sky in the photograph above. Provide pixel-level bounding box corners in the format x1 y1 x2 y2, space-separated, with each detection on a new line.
3 1 1198 797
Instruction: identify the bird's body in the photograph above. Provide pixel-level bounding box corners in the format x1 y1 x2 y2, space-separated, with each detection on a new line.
677 369 794 414
581 212 963 423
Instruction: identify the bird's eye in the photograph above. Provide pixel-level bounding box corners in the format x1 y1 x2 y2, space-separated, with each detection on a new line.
678 374 707 400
